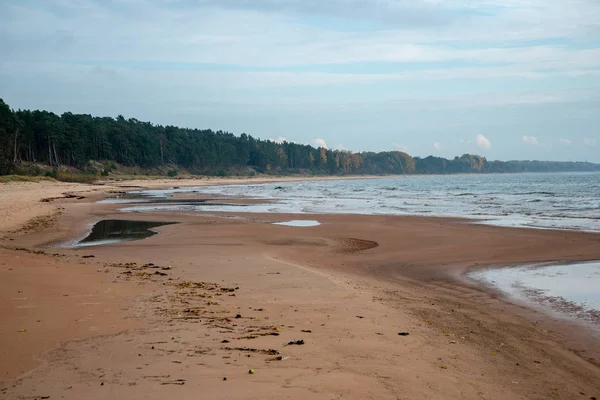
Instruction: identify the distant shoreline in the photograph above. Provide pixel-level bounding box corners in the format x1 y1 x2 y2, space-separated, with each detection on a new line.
4 169 599 187
2 99 599 178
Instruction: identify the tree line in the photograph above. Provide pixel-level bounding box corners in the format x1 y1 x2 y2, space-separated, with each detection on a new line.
1 98 598 177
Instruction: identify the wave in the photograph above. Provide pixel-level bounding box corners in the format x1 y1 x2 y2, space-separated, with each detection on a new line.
515 191 556 196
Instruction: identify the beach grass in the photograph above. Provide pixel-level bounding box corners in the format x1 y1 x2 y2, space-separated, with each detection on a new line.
0 175 56 183
0 173 98 184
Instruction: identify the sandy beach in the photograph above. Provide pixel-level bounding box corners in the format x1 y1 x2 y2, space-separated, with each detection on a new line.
1 178 599 399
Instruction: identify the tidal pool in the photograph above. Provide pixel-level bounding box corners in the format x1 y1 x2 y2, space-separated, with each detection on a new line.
469 261 600 327
76 219 175 247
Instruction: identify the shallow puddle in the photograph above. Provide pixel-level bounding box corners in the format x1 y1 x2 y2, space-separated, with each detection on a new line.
272 220 321 227
76 220 175 247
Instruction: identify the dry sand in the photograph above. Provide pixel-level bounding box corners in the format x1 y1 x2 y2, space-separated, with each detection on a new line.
1 178 599 399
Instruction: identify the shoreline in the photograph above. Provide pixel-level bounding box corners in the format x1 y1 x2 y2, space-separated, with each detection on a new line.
1 179 600 398
115 175 600 234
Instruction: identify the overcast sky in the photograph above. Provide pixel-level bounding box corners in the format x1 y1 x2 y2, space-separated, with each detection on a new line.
1 0 599 162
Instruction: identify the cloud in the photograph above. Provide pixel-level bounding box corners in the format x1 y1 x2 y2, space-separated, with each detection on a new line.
196 0 456 28
522 135 540 145
433 142 442 150
269 136 288 144
476 134 491 150
7 62 600 92
3 1 600 70
583 138 597 146
559 138 572 145
315 138 328 149
91 0 600 47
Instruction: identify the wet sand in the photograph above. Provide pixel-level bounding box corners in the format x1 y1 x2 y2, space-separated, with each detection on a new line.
1 179 600 399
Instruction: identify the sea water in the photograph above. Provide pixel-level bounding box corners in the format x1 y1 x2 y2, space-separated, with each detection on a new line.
122 172 600 232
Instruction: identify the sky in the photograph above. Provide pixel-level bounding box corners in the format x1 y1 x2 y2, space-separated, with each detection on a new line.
0 0 599 162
